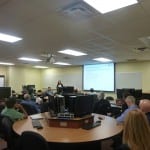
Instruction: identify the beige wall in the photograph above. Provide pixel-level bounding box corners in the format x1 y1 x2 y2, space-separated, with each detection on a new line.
0 66 9 86
0 61 150 96
116 61 150 93
41 66 82 90
7 66 42 93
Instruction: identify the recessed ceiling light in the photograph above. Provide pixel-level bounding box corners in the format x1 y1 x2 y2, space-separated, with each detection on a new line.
18 57 42 62
58 49 87 56
93 57 112 62
0 62 14 66
83 0 138 14
0 32 22 43
54 62 71 65
34 66 48 69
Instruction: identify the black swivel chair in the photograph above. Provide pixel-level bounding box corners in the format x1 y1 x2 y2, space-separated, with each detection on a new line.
0 115 18 150
17 131 50 150
93 99 111 115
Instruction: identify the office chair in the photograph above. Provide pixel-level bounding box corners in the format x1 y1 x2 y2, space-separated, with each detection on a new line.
0 115 18 150
93 99 111 115
17 131 50 150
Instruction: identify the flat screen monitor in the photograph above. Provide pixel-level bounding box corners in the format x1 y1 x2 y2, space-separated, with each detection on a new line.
83 63 115 91
134 89 142 99
0 87 11 99
63 86 74 93
116 89 123 99
68 95 94 117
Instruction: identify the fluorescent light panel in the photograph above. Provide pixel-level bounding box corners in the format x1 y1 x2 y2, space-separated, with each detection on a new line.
34 66 48 69
83 0 138 13
54 62 71 65
0 32 22 43
0 62 14 66
18 57 42 62
93 57 112 62
58 49 87 56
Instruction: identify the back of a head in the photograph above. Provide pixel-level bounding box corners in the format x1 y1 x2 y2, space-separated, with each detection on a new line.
139 99 150 113
90 88 94 92
125 96 135 104
24 94 31 100
5 98 16 108
98 92 105 100
123 109 150 150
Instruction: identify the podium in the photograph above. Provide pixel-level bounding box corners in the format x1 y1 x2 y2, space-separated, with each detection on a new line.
46 114 94 128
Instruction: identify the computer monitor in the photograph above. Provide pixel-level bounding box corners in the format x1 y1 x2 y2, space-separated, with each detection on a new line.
0 87 11 99
134 89 142 99
116 88 136 99
116 89 123 99
68 95 94 117
63 86 74 93
122 88 135 98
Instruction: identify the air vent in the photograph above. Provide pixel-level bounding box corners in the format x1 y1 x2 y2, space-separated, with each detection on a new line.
127 59 137 62
133 47 150 53
60 1 98 19
63 56 70 60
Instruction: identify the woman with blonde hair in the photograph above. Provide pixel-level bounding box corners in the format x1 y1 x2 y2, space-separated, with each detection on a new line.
122 109 150 150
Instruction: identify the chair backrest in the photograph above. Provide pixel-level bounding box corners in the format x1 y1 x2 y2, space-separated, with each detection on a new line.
93 99 111 115
21 102 38 115
0 115 14 149
17 131 49 150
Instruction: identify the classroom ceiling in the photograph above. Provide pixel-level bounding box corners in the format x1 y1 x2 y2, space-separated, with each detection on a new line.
0 0 150 67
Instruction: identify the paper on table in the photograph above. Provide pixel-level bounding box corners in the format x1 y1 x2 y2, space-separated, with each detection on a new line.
30 114 44 120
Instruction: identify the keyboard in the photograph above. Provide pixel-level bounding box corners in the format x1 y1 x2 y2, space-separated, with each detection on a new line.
32 119 43 129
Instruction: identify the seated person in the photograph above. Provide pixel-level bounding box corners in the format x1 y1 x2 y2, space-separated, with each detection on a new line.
121 91 132 112
112 96 138 149
139 99 150 123
45 87 54 96
88 88 97 95
21 94 41 113
116 96 138 124
1 98 28 122
93 92 111 115
117 109 150 150
11 90 18 98
35 90 43 104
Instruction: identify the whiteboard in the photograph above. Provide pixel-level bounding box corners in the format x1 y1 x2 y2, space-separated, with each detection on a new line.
116 72 142 89
0 76 5 87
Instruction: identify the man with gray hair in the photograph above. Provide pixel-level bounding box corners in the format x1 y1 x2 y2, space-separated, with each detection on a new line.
116 96 138 124
21 93 41 114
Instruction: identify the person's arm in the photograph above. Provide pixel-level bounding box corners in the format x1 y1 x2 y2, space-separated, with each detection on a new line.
14 103 28 119
116 109 129 124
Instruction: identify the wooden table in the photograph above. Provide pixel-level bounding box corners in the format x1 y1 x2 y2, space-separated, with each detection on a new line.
13 113 122 150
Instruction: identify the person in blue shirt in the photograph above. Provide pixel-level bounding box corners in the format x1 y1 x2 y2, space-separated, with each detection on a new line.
112 96 138 149
21 93 41 113
45 87 54 96
116 96 138 124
